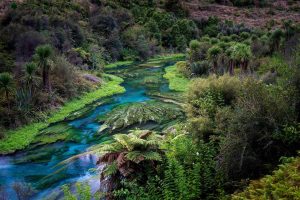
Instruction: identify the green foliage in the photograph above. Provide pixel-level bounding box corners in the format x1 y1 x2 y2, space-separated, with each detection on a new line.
105 61 135 69
0 42 14 72
190 60 210 76
0 72 15 100
99 101 183 132
258 56 293 83
91 129 163 180
35 45 53 62
176 61 190 77
34 44 54 91
218 79 298 180
62 182 96 200
273 123 300 144
163 64 190 92
230 43 252 62
162 134 219 200
113 130 222 200
187 75 241 115
189 40 201 50
232 156 300 199
208 46 222 60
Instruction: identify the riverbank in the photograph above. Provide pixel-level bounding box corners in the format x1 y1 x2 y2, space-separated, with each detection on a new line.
0 74 125 155
163 63 189 92
104 54 185 69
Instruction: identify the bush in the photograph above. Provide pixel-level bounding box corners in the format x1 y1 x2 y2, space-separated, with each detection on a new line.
188 41 212 62
176 61 190 77
190 60 210 76
217 79 298 181
187 75 241 118
232 156 300 199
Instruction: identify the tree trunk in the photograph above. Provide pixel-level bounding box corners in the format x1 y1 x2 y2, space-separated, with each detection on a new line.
43 67 51 92
213 60 217 74
5 90 10 112
245 60 249 73
229 60 235 76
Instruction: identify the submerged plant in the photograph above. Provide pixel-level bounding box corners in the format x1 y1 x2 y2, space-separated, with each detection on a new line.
99 101 183 132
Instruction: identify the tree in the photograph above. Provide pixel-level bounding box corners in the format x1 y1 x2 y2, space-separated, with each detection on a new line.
24 62 38 94
0 72 15 111
231 43 252 73
91 130 163 198
35 44 53 92
208 46 222 73
270 29 283 53
225 47 235 75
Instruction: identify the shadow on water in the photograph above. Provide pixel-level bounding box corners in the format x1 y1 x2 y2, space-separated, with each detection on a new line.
0 60 184 199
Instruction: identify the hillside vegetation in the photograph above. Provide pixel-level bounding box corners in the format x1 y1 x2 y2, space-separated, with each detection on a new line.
0 0 300 200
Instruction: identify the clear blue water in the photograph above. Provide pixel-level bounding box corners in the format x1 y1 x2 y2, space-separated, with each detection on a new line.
0 62 178 199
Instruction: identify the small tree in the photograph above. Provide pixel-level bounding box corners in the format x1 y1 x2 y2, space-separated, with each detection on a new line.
231 43 252 73
0 72 15 111
24 62 38 93
35 44 53 92
270 29 283 53
208 46 222 73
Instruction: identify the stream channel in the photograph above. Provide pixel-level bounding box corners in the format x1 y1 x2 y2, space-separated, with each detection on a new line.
0 59 184 199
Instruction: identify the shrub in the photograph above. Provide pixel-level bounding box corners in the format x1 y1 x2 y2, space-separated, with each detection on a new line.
232 156 300 199
217 79 298 181
176 61 190 77
189 40 201 50
188 41 212 63
187 75 241 118
190 60 210 76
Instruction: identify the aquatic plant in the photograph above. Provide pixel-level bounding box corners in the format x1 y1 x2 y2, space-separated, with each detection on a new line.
99 101 183 132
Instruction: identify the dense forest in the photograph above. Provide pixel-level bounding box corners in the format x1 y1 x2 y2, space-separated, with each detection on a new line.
0 0 299 199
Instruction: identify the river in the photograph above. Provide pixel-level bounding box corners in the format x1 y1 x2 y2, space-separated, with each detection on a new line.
0 60 184 199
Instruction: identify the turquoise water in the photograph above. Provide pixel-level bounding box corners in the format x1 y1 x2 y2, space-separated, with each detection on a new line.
0 61 181 199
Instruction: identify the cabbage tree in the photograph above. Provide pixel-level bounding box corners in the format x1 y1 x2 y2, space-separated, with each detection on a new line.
231 43 252 73
208 45 222 73
0 72 15 110
35 44 53 92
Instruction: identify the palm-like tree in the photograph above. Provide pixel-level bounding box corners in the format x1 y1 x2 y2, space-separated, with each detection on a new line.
91 130 163 197
231 43 252 73
0 72 15 110
208 46 222 74
24 62 38 93
226 47 235 75
35 44 53 92
270 29 283 53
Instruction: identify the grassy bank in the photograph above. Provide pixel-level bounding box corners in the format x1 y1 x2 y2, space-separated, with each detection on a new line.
148 53 185 63
0 74 125 155
163 64 189 92
104 54 185 69
105 61 135 69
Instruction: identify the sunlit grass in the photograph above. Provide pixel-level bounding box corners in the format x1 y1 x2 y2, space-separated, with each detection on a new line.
105 61 135 69
104 54 185 69
163 64 189 92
